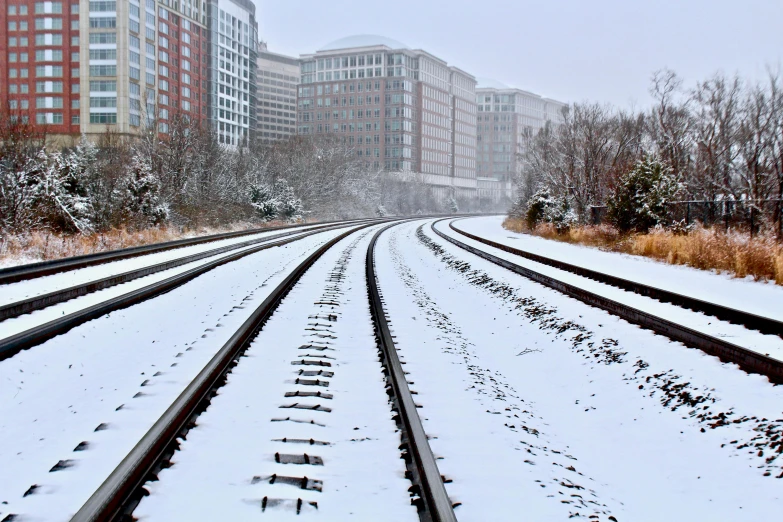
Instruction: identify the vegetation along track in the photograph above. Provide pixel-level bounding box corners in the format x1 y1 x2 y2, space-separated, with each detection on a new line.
0 218 366 286
0 220 378 323
434 218 783 384
449 218 783 338
65 218 454 522
0 219 383 361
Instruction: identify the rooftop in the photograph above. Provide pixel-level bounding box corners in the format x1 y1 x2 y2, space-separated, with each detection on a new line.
319 35 409 52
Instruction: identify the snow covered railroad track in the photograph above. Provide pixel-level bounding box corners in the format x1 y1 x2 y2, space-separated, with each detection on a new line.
448 219 783 338
0 220 379 361
0 219 453 522
0 219 365 286
0 220 374 324
433 219 783 383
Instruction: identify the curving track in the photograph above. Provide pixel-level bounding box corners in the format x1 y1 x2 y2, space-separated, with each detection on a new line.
0 219 455 522
2 215 781 522
434 218 783 383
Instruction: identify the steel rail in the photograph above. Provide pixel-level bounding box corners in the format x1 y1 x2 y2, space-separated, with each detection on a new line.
0 220 382 361
0 219 378 322
449 218 783 338
367 222 458 522
0 218 367 286
431 219 783 384
69 219 389 522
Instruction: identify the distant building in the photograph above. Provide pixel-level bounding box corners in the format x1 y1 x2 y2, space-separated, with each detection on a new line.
0 0 254 147
205 0 258 147
475 79 566 203
296 35 478 200
255 42 298 145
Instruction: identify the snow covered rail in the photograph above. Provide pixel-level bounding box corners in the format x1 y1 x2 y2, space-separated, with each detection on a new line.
0 218 365 286
432 219 783 384
0 220 379 362
367 223 458 522
66 220 384 522
449 219 783 338
0 220 376 323
64 218 452 522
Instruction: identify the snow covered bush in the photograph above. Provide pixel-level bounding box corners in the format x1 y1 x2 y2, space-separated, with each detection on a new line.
36 137 99 234
448 195 459 213
274 179 303 222
607 155 681 233
523 189 578 233
248 179 303 223
121 152 169 228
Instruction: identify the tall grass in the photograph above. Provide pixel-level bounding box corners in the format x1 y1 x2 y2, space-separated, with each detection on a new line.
503 217 783 285
0 220 289 268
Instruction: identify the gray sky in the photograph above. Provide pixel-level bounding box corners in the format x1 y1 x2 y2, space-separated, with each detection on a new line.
255 0 783 108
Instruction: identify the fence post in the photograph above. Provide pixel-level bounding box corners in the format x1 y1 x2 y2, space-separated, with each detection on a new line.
686 202 690 225
724 200 730 232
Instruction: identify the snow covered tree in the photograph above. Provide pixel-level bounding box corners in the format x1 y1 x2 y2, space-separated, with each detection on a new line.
522 188 578 233
122 151 169 228
448 195 459 213
274 179 303 222
248 183 279 222
37 145 97 233
607 155 682 233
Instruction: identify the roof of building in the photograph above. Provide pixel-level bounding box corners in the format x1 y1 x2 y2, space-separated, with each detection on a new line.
476 78 510 89
319 35 409 52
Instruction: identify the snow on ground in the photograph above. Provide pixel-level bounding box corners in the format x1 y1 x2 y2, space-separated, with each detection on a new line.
134 223 416 521
456 215 783 321
437 219 783 362
0 227 336 342
0 222 328 307
374 219 783 521
0 226 356 521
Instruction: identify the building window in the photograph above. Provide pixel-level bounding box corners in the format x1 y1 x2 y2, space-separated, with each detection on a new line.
90 17 117 29
89 113 117 124
89 65 117 76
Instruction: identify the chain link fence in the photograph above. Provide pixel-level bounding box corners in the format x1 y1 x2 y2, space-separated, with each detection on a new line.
589 199 783 237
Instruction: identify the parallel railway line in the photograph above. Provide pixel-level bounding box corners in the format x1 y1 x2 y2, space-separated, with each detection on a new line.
29 218 456 521
0 220 373 323
448 218 783 338
0 220 379 361
0 219 364 286
432 218 783 384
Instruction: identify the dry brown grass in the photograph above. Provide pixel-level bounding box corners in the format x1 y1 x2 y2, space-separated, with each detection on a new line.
502 216 783 285
0 220 293 268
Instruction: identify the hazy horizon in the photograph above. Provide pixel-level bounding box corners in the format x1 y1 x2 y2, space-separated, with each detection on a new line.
255 0 783 109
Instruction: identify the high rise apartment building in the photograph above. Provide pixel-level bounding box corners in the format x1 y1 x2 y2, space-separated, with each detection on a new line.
206 0 257 147
475 79 566 202
1 0 255 147
296 35 478 199
256 43 298 145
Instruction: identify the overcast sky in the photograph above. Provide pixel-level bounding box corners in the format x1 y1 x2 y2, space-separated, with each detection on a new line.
255 0 783 108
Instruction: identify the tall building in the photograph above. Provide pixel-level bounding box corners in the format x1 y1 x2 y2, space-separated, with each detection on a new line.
255 42 298 145
296 35 478 200
1 0 254 147
475 79 566 202
205 0 257 147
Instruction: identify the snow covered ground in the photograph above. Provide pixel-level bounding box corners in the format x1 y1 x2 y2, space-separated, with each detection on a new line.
0 226 355 520
0 226 345 343
0 222 329 307
134 223 416 521
437 218 783 362
456 215 783 321
374 219 783 521
2 216 781 521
